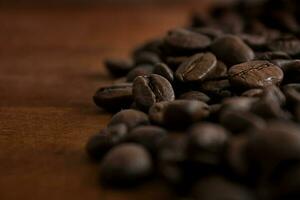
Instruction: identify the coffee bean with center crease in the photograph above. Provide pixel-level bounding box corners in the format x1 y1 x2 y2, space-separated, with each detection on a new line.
93 83 133 111
108 109 150 130
228 60 284 89
175 52 217 82
133 74 175 111
86 124 128 161
164 28 211 53
163 100 210 129
210 35 255 66
100 143 153 186
153 63 174 82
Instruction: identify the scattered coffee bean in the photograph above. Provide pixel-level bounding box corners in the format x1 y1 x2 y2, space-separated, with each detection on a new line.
105 58 134 77
153 63 174 82
179 91 210 103
133 74 175 110
101 144 153 186
93 83 133 111
228 60 284 89
268 36 300 56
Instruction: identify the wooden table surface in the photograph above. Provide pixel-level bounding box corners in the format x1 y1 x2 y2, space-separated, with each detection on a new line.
0 3 208 200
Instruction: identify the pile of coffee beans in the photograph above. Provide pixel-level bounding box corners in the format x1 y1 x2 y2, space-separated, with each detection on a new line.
87 0 300 199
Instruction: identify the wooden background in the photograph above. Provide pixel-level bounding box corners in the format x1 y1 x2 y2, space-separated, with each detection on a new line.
0 2 209 200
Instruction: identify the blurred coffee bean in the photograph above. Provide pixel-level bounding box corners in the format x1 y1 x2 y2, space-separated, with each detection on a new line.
228 60 283 89
190 27 224 39
148 101 170 125
134 51 161 65
191 176 255 200
179 91 210 103
86 124 128 161
200 79 232 101
153 63 174 82
125 125 167 154
241 89 264 97
101 144 153 186
132 38 163 57
175 53 217 82
239 34 267 50
283 84 300 104
93 83 133 111
133 74 175 110
255 51 291 60
108 109 149 130
210 35 255 66
126 64 154 82
105 58 134 77
206 61 228 80
165 56 189 69
221 97 258 112
268 36 300 56
163 100 210 129
187 123 229 165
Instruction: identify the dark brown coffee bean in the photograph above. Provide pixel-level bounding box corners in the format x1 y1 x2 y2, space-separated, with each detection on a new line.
93 83 133 111
164 28 211 52
187 123 229 165
105 58 134 77
191 176 255 200
132 39 163 57
246 121 300 173
255 51 291 60
101 144 153 186
86 124 128 161
165 56 189 69
268 36 300 56
125 125 167 153
108 109 149 130
134 51 161 65
126 64 154 82
241 89 264 97
210 35 255 66
220 109 266 133
153 63 174 82
277 60 300 83
228 60 284 89
239 34 267 50
200 79 232 100
175 53 217 82
133 74 175 110
179 91 210 103
190 27 224 39
283 84 300 104
205 61 228 81
148 101 170 125
163 100 210 129
222 97 258 112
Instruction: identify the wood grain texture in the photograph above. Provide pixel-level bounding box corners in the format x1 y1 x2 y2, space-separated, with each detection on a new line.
0 4 208 200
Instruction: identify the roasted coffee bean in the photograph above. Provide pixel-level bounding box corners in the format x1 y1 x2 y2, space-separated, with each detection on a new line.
163 100 210 129
221 97 258 112
105 58 134 77
187 123 229 165
246 121 300 173
165 56 189 69
239 34 267 50
205 61 228 81
191 176 255 200
278 60 300 83
132 39 163 57
210 35 255 66
101 144 153 186
86 124 128 161
228 60 284 89
241 88 264 97
164 28 211 53
255 51 291 60
148 101 170 125
153 63 174 82
93 83 133 111
125 125 167 153
220 110 266 133
283 84 300 104
175 53 217 82
133 74 175 110
179 91 210 103
126 64 154 82
268 36 300 56
200 79 232 100
108 109 149 130
134 51 161 65
191 27 224 39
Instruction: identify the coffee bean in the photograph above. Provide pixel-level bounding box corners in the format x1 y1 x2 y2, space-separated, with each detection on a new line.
101 144 153 186
126 64 154 82
125 125 167 153
191 176 255 200
105 58 134 77
165 56 189 69
175 53 217 82
200 79 232 100
93 83 133 111
206 60 228 80
153 63 174 82
134 51 161 65
163 100 210 129
179 91 210 103
241 89 264 97
164 28 211 53
191 27 224 39
283 84 300 104
132 39 163 57
221 97 258 112
133 74 175 110
86 124 128 161
228 60 284 89
148 101 170 125
255 51 291 60
211 35 255 66
187 123 229 165
268 36 300 56
108 109 150 130
239 34 267 50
